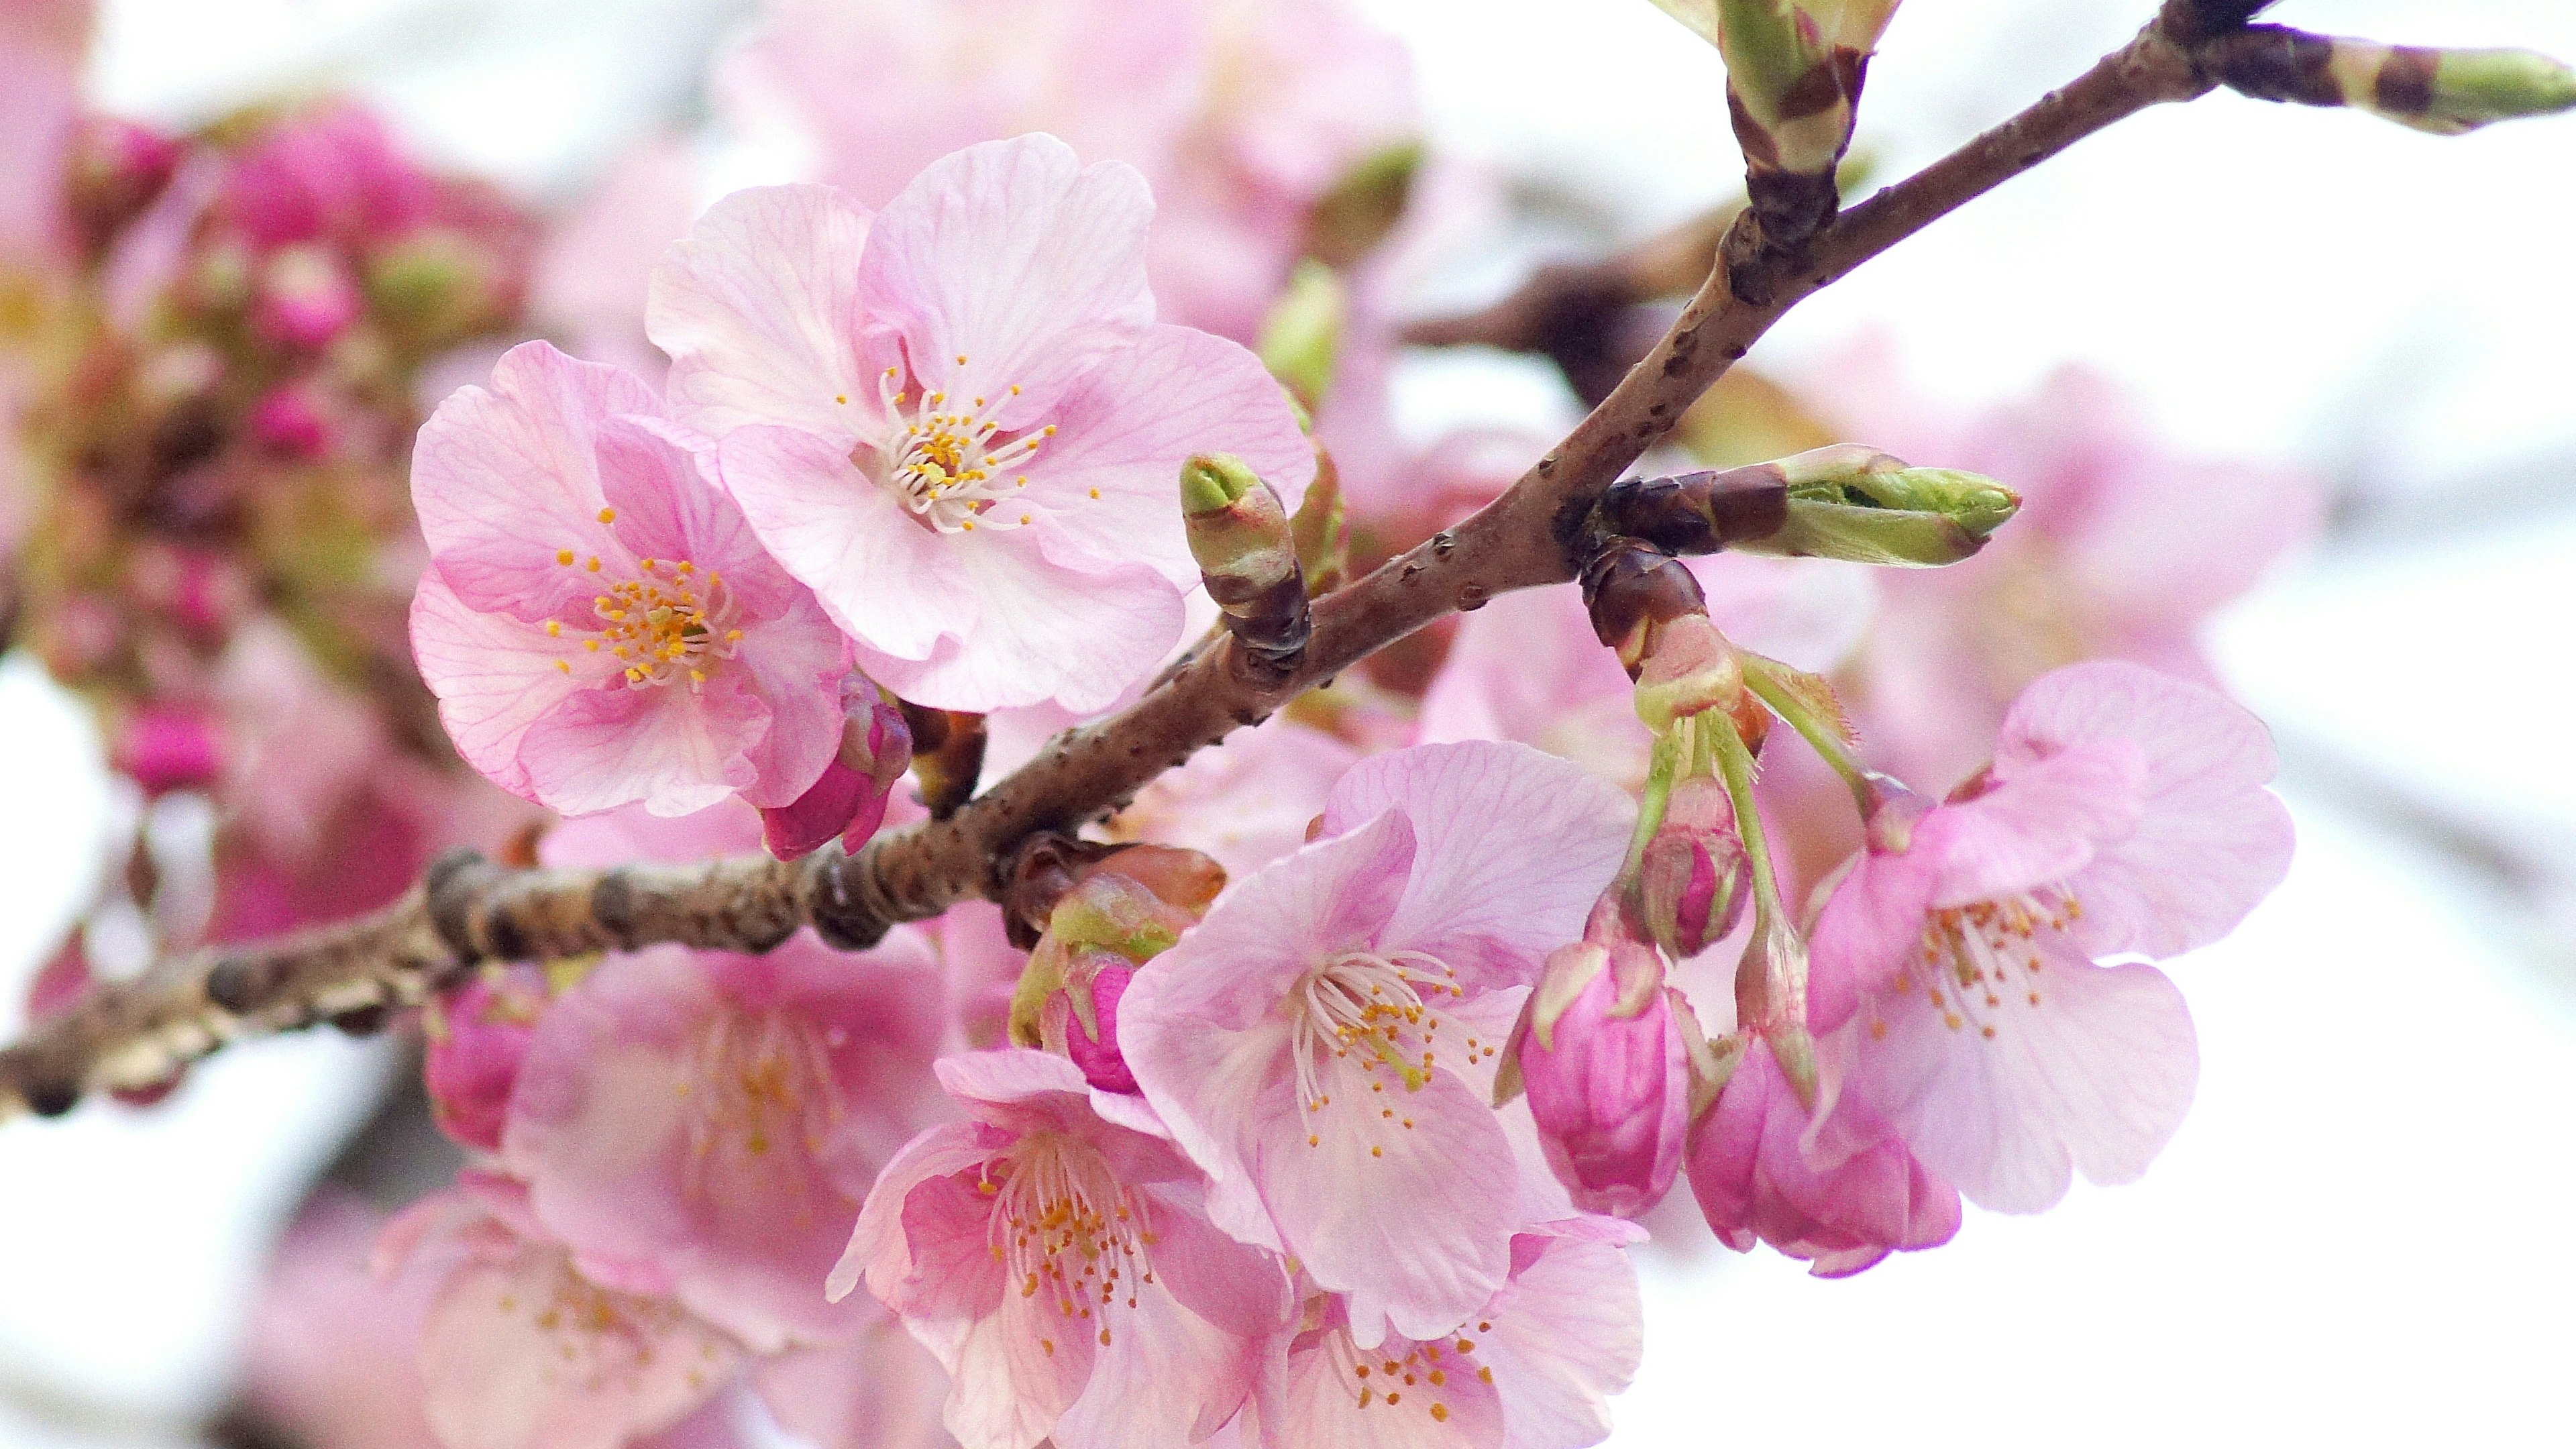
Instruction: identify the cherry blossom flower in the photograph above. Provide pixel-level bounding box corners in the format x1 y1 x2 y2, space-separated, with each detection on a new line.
500 927 947 1352
244 1193 445 1449
830 1049 1291 1449
409 340 848 818
1248 1217 1644 1449
1102 714 1360 881
1805 660 2295 1212
378 1173 747 1449
1120 741 1633 1347
647 133 1313 713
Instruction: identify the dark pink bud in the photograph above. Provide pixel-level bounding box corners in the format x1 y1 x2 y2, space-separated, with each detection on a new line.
248 382 337 458
66 116 183 254
253 244 362 349
1686 1032 1960 1277
113 706 223 795
1637 776 1749 959
760 692 912 859
1517 936 1691 1216
224 101 433 250
424 969 547 1152
25 936 95 1024
1062 960 1137 1095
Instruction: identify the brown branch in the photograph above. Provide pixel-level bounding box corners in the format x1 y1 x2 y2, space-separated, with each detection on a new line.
0 10 2218 1123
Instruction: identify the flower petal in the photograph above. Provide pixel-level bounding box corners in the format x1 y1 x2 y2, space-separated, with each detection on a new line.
409 568 595 800
716 423 973 660
649 183 877 439
857 534 1183 714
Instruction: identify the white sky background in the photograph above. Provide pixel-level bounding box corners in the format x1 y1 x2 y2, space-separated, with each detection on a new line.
3 1 2573 1446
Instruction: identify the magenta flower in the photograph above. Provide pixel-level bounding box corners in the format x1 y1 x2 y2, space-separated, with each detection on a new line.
1252 1218 1644 1449
219 99 436 250
1120 741 1633 1347
500 929 947 1352
409 341 848 818
378 1173 745 1449
1806 660 2295 1212
645 133 1313 713
1686 1033 1960 1277
829 1049 1291 1449
1516 929 1693 1218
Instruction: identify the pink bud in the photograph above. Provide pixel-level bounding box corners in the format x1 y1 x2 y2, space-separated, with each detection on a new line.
1686 1032 1960 1277
1517 934 1692 1217
66 116 183 254
1061 959 1137 1094
423 969 547 1152
224 101 433 250
759 692 912 860
1637 777 1748 959
254 244 363 350
25 936 95 1024
248 382 338 458
113 706 223 795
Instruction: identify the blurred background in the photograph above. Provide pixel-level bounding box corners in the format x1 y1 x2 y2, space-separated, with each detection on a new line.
3 0 2572 1446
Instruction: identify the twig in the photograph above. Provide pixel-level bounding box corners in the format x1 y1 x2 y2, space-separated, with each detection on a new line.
0 9 2220 1122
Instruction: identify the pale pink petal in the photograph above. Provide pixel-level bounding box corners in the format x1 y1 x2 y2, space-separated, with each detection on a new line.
1824 944 2198 1214
715 423 973 661
832 1120 1006 1322
1022 323 1315 588
1998 661 2294 959
412 342 655 619
1416 583 1646 788
1479 1226 1642 1449
751 1322 953 1449
649 184 876 439
1919 739 2145 908
1267 1320 1503 1449
1049 1285 1255 1449
857 134 1153 426
409 570 595 799
943 1285 1097 1449
723 592 849 810
857 537 1183 714
1322 742 1631 985
516 678 761 818
1805 847 1939 1035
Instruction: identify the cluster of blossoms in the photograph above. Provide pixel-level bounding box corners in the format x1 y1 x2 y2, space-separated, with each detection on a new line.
1 1 537 1072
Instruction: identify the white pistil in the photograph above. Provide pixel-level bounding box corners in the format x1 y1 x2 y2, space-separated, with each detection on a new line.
873 364 1055 533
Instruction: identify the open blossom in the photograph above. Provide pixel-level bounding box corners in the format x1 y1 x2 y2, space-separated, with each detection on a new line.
378 1173 747 1449
831 1049 1290 1449
1251 1217 1644 1449
1806 660 2296 1212
1121 741 1632 1346
501 928 947 1352
647 133 1313 713
409 341 848 818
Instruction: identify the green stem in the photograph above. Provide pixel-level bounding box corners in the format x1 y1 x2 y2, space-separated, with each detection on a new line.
1741 661 1878 820
1708 711 1786 935
1616 726 1687 891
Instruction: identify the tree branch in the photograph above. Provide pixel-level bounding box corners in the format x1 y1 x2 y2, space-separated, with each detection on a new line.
0 10 2216 1122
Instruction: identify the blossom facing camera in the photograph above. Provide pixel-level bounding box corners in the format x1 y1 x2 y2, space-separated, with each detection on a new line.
648 133 1315 714
1516 932 1695 1218
409 341 849 819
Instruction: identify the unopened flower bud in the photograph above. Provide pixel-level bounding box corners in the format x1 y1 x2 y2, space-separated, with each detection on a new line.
248 382 339 459
761 689 912 860
1648 1 1900 241
2206 27 2576 136
1258 260 1347 409
1515 928 1694 1217
254 244 363 350
1581 539 1753 731
112 706 223 795
64 116 182 257
1303 140 1425 269
424 967 547 1151
1182 453 1309 667
1631 611 1745 733
1008 847 1224 1090
1612 445 2017 567
1636 777 1750 958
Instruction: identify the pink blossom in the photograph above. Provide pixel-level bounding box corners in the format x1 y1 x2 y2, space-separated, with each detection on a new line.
1806 660 2295 1212
723 0 1415 343
1120 741 1632 1347
221 99 436 250
425 967 548 1152
0 0 86 263
501 927 947 1352
830 1049 1291 1449
1420 553 1874 788
647 133 1313 712
1248 1217 1644 1449
1103 714 1360 880
1516 928 1692 1219
379 1174 746 1449
245 1193 444 1449
409 340 848 818
1686 1031 1960 1277
255 242 365 348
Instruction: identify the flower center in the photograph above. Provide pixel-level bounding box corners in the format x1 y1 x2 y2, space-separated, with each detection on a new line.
551 539 743 691
1289 949 1470 1113
1880 886 2084 1042
983 1133 1157 1349
674 1009 847 1197
865 361 1055 533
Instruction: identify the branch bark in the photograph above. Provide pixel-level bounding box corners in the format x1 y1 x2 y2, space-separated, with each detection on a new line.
0 11 2217 1123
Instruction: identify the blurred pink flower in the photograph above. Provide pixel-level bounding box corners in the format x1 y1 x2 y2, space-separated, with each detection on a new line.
724 0 1415 343
426 967 548 1152
1251 1217 1644 1449
0 0 87 263
245 1193 445 1449
501 926 948 1352
1121 741 1631 1347
221 99 436 251
830 1049 1290 1449
1104 714 1359 881
409 341 847 818
651 135 1311 712
1806 661 2294 1212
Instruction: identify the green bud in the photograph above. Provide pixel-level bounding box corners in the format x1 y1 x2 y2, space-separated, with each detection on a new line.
1181 454 1308 663
2209 28 2576 137
2412 46 2576 134
1303 142 1424 269
1258 260 1347 409
1733 446 2018 566
1180 453 1263 515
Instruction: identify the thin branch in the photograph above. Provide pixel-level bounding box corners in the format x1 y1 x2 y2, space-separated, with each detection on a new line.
0 10 2218 1123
